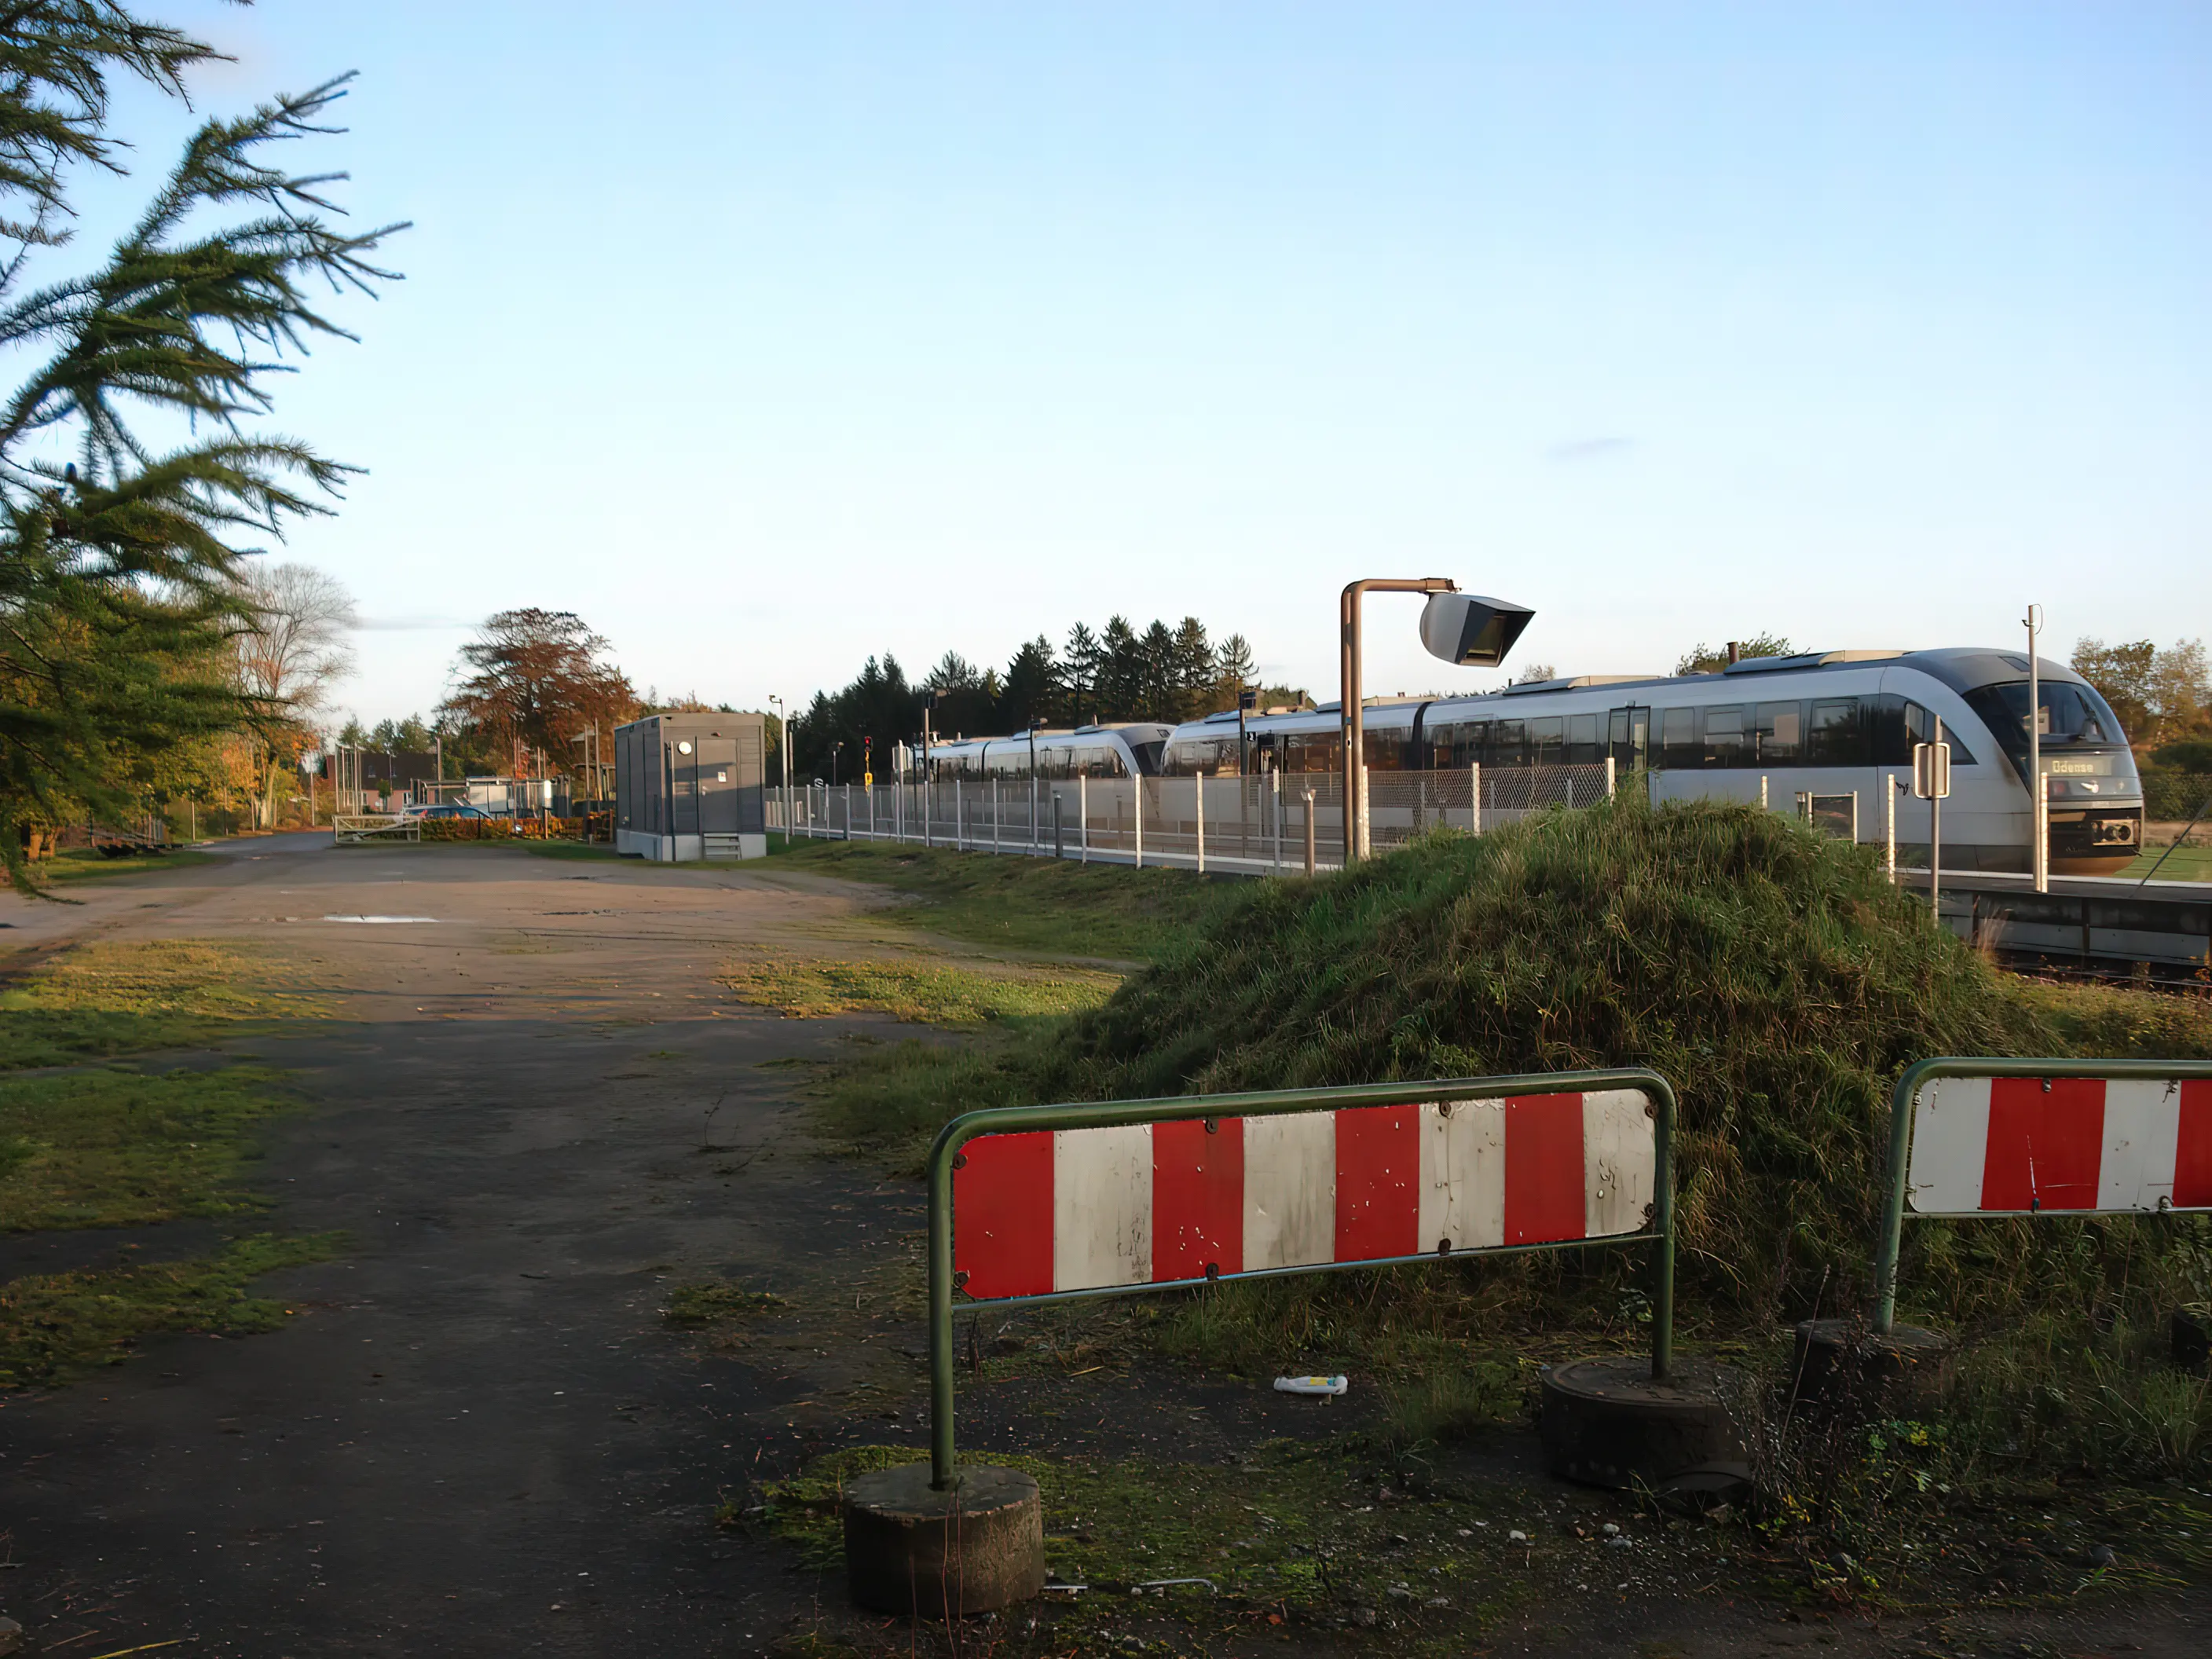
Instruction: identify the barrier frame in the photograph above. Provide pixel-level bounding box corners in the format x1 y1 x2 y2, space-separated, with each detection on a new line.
924 1067 1678 1489
1873 1056 2212 1335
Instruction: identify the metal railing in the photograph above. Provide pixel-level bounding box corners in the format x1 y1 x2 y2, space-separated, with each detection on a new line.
921 1067 1678 1489
769 763 1621 873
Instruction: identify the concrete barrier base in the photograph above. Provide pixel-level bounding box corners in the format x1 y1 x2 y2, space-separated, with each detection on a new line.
841 1463 1045 1617
1789 1319 1954 1418
1540 1356 1747 1492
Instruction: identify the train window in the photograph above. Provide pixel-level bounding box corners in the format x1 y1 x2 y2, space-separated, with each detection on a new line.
1806 698 1868 766
1659 708 1697 770
1703 706 1747 769
1566 712 1601 764
1492 719 1527 767
1284 731 1343 775
1129 740 1166 775
1364 728 1412 771
1870 694 1978 767
1526 717 1564 764
1426 720 1485 767
1754 702 1802 765
1167 737 1236 776
987 746 1030 778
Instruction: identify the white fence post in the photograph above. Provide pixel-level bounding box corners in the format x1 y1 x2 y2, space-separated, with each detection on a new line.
1079 774 1089 863
1357 764 1370 860
1272 769 1283 872
1133 775 1144 869
993 778 1001 853
1606 755 1617 799
956 778 964 851
1195 775 1205 873
1470 763 1481 835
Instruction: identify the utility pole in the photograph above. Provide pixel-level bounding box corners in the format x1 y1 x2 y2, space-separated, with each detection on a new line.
2025 603 2047 892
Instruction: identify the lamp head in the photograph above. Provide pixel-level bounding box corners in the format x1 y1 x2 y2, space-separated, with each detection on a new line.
1419 593 1536 668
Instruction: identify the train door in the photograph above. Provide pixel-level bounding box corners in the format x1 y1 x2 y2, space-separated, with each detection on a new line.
1607 706 1649 777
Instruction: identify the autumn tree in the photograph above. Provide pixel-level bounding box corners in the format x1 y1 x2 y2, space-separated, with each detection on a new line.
2071 637 2210 746
1674 633 1795 676
440 610 636 775
0 7 401 877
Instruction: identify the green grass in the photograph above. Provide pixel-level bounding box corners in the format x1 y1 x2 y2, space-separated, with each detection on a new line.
815 797 2212 1487
0 937 328 1069
763 835 1236 961
0 1063 302 1232
720 953 1119 1026
0 1232 339 1390
17 847 225 888
756 1438 1539 1628
2121 840 2212 882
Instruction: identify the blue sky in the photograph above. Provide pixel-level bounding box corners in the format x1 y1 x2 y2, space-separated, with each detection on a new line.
85 2 2212 721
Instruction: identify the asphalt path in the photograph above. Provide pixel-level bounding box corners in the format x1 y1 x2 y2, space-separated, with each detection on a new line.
1 835 925 1654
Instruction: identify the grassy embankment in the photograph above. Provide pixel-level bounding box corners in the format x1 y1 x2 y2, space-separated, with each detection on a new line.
0 939 337 1389
769 808 2212 1541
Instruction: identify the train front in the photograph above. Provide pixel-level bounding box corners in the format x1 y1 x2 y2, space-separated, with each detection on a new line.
1960 670 2144 876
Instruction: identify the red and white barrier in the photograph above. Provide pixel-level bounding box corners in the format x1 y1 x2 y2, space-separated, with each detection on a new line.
1907 1075 2212 1216
954 1090 1656 1300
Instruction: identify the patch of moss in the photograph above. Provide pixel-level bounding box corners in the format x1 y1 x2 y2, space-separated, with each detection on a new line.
663 1282 787 1325
0 1232 341 1390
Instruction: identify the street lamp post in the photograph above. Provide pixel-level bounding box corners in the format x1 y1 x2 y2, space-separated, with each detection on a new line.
1339 580 1534 864
770 695 791 840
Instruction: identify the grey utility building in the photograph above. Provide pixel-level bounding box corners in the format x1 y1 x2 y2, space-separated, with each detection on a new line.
614 712 767 861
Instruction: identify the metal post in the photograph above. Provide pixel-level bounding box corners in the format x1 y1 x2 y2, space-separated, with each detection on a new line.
1760 775 1768 810
1931 716 1944 919
1053 793 1064 859
1357 764 1370 859
1272 769 1283 872
1079 774 1088 863
1470 763 1481 835
1195 775 1205 873
1606 754 1616 799
844 782 852 840
1885 775 1897 881
1340 577 1458 866
993 778 1001 853
1133 775 1143 869
2027 604 2046 893
1303 789 1317 876
956 777 964 851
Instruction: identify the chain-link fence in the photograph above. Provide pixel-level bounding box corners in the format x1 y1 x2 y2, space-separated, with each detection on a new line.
768 764 1622 873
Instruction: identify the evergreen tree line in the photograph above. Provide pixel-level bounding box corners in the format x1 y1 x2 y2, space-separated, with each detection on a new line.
788 617 1302 782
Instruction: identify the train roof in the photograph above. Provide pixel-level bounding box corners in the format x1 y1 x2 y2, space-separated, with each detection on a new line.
1161 647 2097 745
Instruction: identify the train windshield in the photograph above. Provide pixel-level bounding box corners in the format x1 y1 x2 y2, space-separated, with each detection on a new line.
1128 740 1166 775
1961 680 2138 772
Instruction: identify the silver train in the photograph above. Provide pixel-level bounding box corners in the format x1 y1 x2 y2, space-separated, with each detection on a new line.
919 648 2144 876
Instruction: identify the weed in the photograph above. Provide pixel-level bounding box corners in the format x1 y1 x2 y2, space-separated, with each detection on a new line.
0 1232 340 1389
